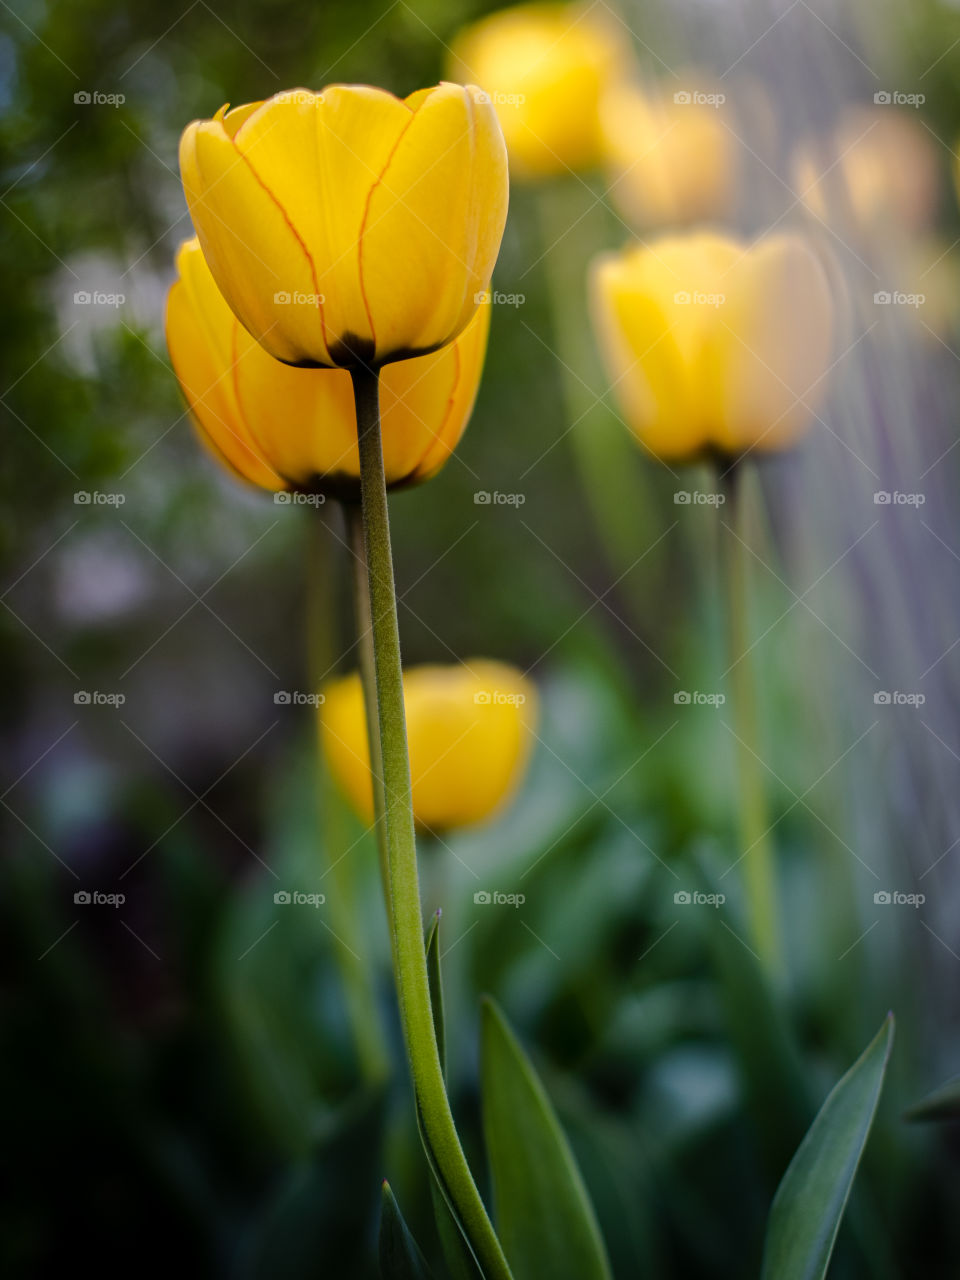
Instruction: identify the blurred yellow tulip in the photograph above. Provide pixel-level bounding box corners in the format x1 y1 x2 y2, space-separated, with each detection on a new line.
166 239 491 494
322 662 537 832
448 4 623 179
590 232 834 461
179 84 508 369
601 80 738 228
793 108 939 238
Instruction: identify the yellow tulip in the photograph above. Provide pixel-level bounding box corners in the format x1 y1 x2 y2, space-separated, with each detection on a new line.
601 80 738 228
179 84 508 369
165 238 491 493
322 662 537 832
793 108 939 238
448 4 623 179
590 232 834 461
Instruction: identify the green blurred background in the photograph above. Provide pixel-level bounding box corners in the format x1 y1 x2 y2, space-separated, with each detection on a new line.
5 0 960 1274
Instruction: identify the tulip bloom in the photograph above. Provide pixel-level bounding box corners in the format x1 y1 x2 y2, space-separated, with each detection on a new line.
590 233 834 461
793 109 938 238
601 81 738 228
179 84 508 369
449 4 622 179
322 662 537 832
166 238 491 494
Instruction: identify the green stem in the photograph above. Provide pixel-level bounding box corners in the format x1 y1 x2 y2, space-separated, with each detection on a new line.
308 508 389 1082
720 462 782 974
351 365 513 1280
344 501 391 926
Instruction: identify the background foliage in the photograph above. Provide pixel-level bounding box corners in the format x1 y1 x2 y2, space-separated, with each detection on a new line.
4 0 960 1275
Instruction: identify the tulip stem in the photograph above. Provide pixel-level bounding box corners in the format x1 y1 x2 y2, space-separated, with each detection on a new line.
351 365 514 1280
720 462 782 974
344 501 391 925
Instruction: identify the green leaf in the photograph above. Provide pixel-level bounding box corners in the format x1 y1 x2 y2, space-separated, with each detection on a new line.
379 1181 433 1280
905 1071 960 1122
420 914 487 1280
425 912 446 1079
761 1015 894 1280
480 998 612 1280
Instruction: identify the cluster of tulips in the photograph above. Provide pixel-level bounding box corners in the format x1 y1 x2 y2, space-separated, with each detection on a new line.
162 4 918 1275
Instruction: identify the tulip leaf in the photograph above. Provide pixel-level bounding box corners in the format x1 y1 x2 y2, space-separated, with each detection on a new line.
480 997 612 1280
761 1015 894 1280
904 1071 960 1122
419 914 488 1280
379 1181 434 1280
425 911 446 1078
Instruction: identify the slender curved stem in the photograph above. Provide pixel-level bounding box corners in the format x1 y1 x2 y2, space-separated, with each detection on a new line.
351 365 513 1280
343 501 391 926
720 462 781 974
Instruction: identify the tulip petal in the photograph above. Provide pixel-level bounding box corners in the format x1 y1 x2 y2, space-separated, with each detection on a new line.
360 84 508 363
713 236 834 454
166 241 285 490
182 110 330 366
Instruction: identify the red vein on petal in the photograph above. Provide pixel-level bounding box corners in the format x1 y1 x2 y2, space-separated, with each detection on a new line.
225 133 331 362
356 97 429 360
